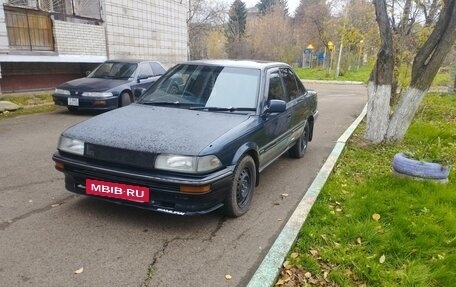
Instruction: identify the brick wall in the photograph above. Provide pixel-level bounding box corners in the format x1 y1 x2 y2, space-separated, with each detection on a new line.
103 0 188 67
53 20 107 56
0 0 9 54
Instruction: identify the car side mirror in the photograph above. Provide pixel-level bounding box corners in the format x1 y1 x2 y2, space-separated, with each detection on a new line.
134 87 147 98
264 99 286 114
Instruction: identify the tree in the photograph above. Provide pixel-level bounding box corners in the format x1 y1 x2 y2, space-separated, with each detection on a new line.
245 5 299 63
225 0 247 58
256 0 288 15
187 0 227 60
365 0 456 143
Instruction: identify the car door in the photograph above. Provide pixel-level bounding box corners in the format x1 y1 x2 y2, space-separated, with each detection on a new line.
280 68 311 147
257 69 293 170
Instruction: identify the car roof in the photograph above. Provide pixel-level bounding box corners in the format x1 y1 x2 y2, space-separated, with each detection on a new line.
181 59 290 70
105 59 159 64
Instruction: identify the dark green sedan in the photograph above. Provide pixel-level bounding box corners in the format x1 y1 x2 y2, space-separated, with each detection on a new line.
53 60 318 217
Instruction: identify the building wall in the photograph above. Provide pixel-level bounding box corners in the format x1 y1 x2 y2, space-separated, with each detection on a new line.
0 0 9 54
103 0 188 67
53 20 106 56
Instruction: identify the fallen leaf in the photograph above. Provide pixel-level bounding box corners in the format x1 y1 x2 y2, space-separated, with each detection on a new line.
283 261 291 269
286 270 292 276
309 249 319 257
336 208 342 212
281 193 289 198
225 274 232 280
276 279 285 285
28 199 33 203
357 237 362 245
74 267 84 274
277 218 282 221
379 254 386 264
372 213 381 221
51 203 60 208
304 272 312 278
290 252 299 259
323 271 328 279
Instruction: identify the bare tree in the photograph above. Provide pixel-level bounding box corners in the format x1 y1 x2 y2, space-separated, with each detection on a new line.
366 0 456 143
187 0 228 60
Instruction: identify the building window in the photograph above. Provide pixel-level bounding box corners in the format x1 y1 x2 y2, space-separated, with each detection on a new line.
5 7 54 51
6 0 101 20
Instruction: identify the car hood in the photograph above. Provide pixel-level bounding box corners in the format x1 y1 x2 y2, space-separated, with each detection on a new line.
63 104 252 155
58 77 130 92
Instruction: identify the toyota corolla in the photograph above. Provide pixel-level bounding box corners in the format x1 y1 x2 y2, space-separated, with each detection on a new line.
52 60 318 217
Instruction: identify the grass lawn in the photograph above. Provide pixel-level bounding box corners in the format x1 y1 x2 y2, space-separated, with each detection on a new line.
0 93 55 119
277 93 456 287
295 65 454 87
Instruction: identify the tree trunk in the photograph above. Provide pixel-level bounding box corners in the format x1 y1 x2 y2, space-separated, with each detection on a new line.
385 0 456 141
365 0 393 143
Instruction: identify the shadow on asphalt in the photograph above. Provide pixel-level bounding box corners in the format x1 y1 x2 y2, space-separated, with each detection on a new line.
66 196 224 231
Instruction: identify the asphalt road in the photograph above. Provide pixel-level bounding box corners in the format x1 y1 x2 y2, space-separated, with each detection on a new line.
0 83 367 287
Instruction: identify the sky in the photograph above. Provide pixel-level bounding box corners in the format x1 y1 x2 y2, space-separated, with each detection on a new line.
242 0 300 15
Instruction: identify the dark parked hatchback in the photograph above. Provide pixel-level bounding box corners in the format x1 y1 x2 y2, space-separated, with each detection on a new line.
53 60 166 111
53 60 318 217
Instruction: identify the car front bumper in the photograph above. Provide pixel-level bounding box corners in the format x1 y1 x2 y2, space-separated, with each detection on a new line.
52 152 235 215
53 94 119 110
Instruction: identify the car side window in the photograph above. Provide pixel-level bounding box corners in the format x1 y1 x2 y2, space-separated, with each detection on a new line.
268 71 287 102
138 63 154 78
281 68 301 100
150 62 166 76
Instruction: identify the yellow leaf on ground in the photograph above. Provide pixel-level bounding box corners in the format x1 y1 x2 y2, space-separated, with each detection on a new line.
379 254 386 263
372 213 381 221
290 252 299 259
225 274 232 280
74 267 84 274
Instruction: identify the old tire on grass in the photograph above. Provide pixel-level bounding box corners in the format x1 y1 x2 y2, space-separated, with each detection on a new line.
392 153 450 180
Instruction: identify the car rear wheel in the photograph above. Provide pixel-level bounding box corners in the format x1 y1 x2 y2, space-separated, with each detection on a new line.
120 92 132 107
223 155 256 217
289 121 309 158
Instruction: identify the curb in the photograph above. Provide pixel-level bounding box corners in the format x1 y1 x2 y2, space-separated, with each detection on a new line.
301 79 365 85
246 104 368 287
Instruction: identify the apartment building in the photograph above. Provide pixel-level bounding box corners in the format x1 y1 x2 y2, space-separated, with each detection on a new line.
0 0 188 93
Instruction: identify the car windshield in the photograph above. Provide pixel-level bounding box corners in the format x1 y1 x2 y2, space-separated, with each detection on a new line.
89 62 138 79
138 64 260 110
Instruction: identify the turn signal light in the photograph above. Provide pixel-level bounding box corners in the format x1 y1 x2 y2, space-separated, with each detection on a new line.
180 184 211 194
54 161 65 172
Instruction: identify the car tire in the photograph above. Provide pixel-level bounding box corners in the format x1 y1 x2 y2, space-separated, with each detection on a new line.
120 92 132 107
393 153 450 180
289 122 309 158
67 106 78 112
223 155 256 217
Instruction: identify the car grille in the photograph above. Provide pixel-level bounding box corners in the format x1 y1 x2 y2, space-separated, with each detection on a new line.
85 143 156 169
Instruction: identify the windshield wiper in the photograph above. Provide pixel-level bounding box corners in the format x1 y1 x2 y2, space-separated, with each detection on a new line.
189 106 256 112
140 101 199 107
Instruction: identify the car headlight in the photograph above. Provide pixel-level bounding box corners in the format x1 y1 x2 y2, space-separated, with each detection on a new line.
58 136 85 156
55 88 70 95
155 154 222 173
81 92 113 97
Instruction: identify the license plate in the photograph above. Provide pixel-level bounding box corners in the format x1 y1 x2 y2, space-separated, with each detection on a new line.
68 98 79 106
86 179 150 203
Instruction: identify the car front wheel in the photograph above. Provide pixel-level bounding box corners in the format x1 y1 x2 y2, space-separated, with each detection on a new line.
223 155 256 217
120 92 132 107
